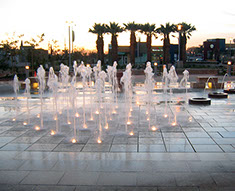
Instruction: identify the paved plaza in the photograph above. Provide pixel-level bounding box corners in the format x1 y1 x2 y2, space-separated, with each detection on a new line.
0 75 235 191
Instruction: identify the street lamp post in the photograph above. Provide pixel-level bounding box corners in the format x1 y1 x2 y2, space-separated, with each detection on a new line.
25 65 30 78
177 24 183 68
154 62 158 75
227 61 232 76
66 21 74 71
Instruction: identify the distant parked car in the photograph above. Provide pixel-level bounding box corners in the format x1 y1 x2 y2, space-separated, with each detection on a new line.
196 58 203 61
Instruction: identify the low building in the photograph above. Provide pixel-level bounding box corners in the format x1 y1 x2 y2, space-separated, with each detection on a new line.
110 41 178 67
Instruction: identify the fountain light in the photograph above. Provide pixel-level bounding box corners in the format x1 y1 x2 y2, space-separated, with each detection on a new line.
12 118 16 121
71 138 77 143
95 110 99 114
112 110 117 114
130 108 133 112
104 123 109 129
171 122 177 126
164 114 168 118
189 116 193 122
136 101 140 105
35 126 40 131
129 112 132 117
147 117 150 121
151 126 157 131
90 117 94 120
37 114 40 118
75 113 80 117
54 116 57 120
23 122 28 125
115 105 118 109
59 111 62 115
129 131 134 136
146 111 149 115
127 121 131 125
97 138 102 144
83 124 87 129
50 130 55 135
68 121 71 125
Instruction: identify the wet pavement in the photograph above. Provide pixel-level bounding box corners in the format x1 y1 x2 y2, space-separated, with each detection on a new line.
0 77 235 191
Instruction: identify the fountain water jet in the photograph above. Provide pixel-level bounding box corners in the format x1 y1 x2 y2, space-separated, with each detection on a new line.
37 65 46 129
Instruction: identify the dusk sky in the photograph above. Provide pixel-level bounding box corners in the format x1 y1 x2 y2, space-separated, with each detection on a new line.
0 0 234 52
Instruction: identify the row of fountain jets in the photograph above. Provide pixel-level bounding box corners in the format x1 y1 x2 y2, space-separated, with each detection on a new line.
12 61 189 143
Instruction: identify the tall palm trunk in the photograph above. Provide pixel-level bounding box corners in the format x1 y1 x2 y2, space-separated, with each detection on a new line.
163 34 170 64
111 34 118 63
181 33 187 64
146 34 152 62
130 31 136 65
97 36 104 65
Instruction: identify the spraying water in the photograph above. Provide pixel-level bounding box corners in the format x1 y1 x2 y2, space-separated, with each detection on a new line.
37 65 46 129
24 78 31 125
144 62 155 130
13 74 20 121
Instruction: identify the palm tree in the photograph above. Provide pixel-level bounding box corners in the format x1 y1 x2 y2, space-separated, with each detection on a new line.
89 23 107 65
156 23 175 65
106 22 124 63
123 21 140 66
178 22 196 64
139 23 157 63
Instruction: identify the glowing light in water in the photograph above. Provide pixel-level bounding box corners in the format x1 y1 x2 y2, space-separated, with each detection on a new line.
129 131 134 136
95 110 99 114
72 138 77 143
50 130 55 135
54 117 57 120
35 126 40 131
68 121 71 125
23 122 27 125
75 113 80 117
151 126 157 131
127 121 131 125
164 114 168 118
112 110 117 114
12 118 16 121
189 116 193 122
37 114 40 118
104 123 109 129
97 138 102 144
172 122 177 126
83 124 87 129
90 117 94 121
147 117 150 121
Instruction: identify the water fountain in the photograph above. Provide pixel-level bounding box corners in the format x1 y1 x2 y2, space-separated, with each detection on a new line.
120 63 133 135
37 65 46 129
144 62 155 130
59 63 71 124
24 78 31 125
47 67 59 134
13 74 19 121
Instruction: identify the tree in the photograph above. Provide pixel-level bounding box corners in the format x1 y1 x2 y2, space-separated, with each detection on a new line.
140 23 157 63
89 23 107 65
156 23 175 65
25 33 45 72
0 32 24 72
178 22 196 64
106 22 124 64
123 21 140 66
